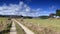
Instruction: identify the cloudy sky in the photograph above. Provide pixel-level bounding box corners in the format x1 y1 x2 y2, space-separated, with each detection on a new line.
0 0 60 17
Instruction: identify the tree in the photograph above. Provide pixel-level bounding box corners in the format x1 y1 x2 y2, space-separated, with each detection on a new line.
39 16 49 19
56 10 60 16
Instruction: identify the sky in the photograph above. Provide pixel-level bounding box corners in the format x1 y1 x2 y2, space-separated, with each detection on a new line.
0 0 60 17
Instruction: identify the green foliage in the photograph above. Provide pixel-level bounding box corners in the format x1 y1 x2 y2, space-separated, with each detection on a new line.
0 17 12 34
15 23 26 34
39 16 49 19
56 10 60 16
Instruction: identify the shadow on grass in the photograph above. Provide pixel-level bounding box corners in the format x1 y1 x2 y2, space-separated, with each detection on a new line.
0 22 12 34
0 29 10 34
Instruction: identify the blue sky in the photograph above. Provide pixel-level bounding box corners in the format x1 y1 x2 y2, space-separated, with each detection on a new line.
0 0 60 17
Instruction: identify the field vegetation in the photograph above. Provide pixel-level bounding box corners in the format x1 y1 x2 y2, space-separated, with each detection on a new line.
0 17 12 34
16 18 60 34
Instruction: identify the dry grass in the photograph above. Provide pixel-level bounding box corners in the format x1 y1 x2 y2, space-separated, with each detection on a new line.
16 18 60 34
0 17 12 34
15 22 26 34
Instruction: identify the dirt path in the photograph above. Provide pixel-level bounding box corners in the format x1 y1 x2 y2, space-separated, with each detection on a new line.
10 21 17 34
13 19 35 34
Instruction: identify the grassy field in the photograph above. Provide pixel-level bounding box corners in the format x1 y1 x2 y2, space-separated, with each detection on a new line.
15 22 26 34
24 19 60 31
0 17 12 34
0 17 8 31
16 18 60 34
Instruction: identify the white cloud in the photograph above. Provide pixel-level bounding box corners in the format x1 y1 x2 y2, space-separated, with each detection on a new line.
0 1 46 17
24 4 27 8
36 8 42 11
19 1 24 6
49 5 55 10
25 7 30 12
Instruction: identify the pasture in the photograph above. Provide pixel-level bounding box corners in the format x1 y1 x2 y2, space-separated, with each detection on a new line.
0 17 8 31
24 19 60 31
0 17 12 34
16 18 60 34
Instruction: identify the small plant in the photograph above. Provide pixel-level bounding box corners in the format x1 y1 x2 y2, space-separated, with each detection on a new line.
0 20 12 34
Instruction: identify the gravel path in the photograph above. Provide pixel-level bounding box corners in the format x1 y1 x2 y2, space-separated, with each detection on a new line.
13 19 35 34
10 21 17 34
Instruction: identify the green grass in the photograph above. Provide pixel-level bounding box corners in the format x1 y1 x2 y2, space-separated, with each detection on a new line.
23 19 60 32
15 22 26 34
0 17 8 31
0 17 12 34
